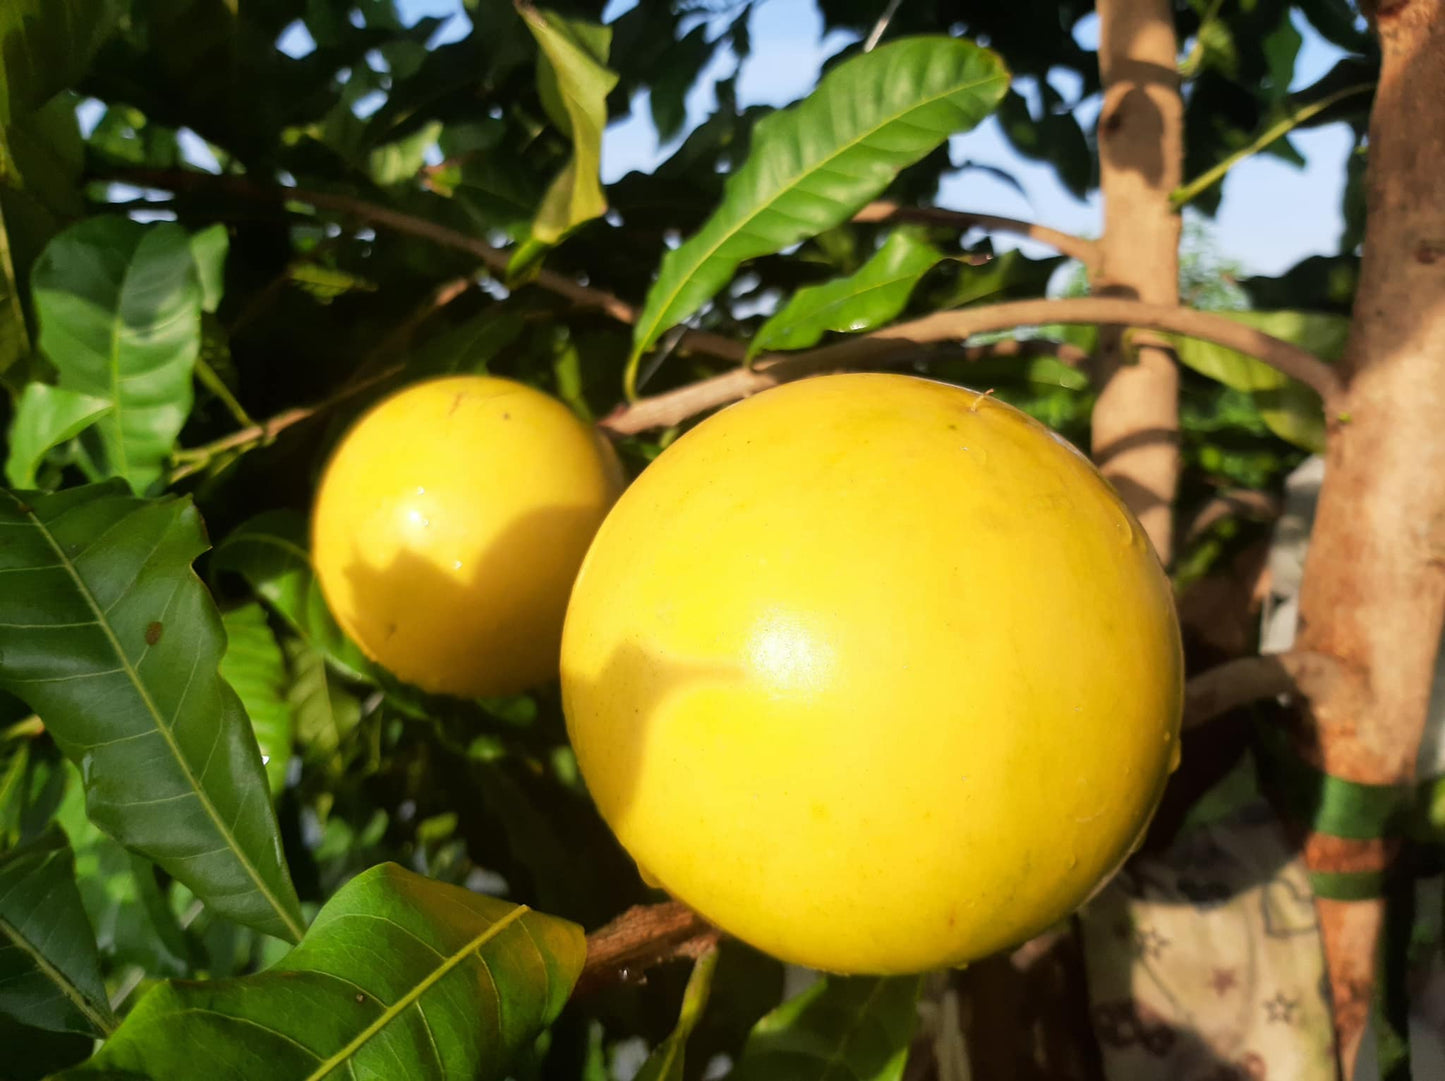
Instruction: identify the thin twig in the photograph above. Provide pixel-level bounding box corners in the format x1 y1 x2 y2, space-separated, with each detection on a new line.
168 275 475 483
1183 488 1282 546
1182 649 1367 730
111 170 1094 360
194 355 255 428
574 901 719 997
863 0 906 51
603 297 1341 435
854 201 1100 270
1171 84 1373 210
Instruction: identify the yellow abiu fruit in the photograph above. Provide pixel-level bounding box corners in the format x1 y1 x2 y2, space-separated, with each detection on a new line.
313 375 623 698
562 373 1182 974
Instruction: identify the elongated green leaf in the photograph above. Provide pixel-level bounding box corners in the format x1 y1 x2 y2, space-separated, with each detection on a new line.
0 0 123 125
0 192 29 388
0 737 28 845
4 383 111 489
32 217 205 493
188 225 229 315
511 7 618 277
55 765 190 978
0 482 305 943
219 604 292 796
60 862 586 1081
634 948 719 1081
0 828 115 1036
1170 310 1347 452
749 231 942 359
729 976 923 1081
286 640 360 765
0 1014 93 1080
627 36 1009 392
211 511 376 682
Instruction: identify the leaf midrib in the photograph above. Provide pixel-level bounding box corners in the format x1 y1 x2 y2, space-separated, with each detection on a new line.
0 908 116 1036
3 491 304 943
302 905 529 1080
636 59 1006 355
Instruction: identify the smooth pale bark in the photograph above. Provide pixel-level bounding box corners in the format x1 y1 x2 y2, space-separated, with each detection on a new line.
1091 0 1184 564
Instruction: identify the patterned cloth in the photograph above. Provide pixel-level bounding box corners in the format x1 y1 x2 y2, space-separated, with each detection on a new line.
1079 802 1335 1080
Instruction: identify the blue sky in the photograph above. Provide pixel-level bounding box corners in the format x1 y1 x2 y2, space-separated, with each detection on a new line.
389 0 1356 277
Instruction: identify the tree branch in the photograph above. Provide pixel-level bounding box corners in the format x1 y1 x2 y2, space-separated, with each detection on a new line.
113 170 1094 368
574 901 718 996
1171 84 1374 210
1182 488 1282 546
603 297 1341 435
1182 650 1370 730
169 275 475 482
854 201 1100 270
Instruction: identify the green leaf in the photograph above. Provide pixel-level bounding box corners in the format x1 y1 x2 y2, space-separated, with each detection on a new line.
0 828 115 1036
0 737 28 846
188 225 229 315
1170 310 1347 452
749 230 942 359
0 192 30 389
59 862 586 1081
627 36 1009 393
3 383 111 489
649 24 714 145
211 510 376 683
633 948 719 1081
31 217 205 493
729 975 923 1081
995 87 1091 199
0 482 305 943
0 1014 93 1080
54 766 190 978
368 120 443 187
218 604 292 796
511 7 618 277
0 0 123 126
286 640 361 765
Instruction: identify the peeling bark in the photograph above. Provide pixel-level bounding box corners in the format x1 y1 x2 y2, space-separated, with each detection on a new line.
1092 0 1184 563
1290 1 1445 1074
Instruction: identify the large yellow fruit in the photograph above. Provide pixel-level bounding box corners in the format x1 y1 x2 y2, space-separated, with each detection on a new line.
561 373 1182 974
312 375 623 697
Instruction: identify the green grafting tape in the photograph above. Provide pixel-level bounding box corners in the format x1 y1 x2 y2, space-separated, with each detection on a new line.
1307 869 1389 902
1254 722 1413 841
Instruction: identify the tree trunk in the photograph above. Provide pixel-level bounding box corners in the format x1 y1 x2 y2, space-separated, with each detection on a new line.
1292 2 1445 1075
1092 0 1184 564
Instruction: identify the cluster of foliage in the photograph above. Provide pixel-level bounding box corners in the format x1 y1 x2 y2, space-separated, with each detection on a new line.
0 0 1385 1077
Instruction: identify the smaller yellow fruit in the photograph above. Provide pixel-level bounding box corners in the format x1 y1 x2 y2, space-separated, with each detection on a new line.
312 375 623 697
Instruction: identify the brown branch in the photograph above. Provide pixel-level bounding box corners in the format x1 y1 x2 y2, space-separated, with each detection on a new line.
1287 5 1445 1071
603 298 1341 435
854 201 1100 270
1182 650 1369 731
573 901 718 996
169 275 475 482
1182 488 1282 546
111 168 751 364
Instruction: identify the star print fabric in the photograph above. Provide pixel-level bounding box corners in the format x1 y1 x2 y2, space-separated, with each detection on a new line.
1078 802 1334 1080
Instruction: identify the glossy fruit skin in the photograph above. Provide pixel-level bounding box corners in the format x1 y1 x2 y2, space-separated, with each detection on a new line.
561 373 1182 974
312 375 623 698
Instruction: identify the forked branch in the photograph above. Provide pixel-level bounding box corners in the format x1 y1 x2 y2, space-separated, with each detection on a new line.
854 201 1100 270
575 901 718 996
604 297 1342 435
1182 650 1370 730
